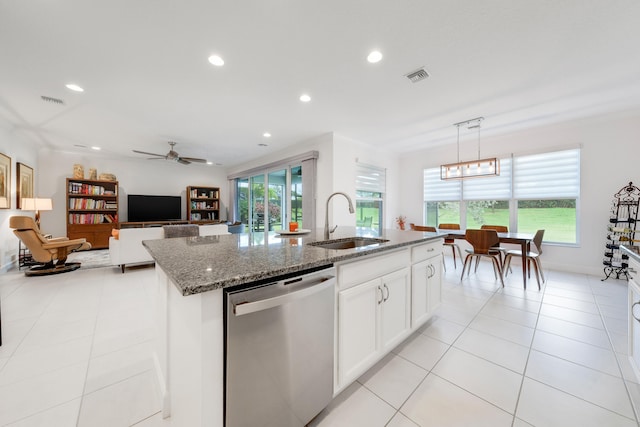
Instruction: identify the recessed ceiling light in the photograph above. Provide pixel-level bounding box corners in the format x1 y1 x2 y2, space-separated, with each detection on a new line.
65 83 84 92
367 50 383 63
208 55 224 66
258 143 268 147
299 94 311 103
206 161 213 165
263 132 271 138
91 146 101 150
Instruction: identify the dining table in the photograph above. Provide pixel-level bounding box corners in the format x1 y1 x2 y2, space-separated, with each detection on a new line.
438 230 535 288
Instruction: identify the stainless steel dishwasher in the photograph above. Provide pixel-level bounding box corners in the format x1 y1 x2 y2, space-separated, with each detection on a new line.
224 266 336 427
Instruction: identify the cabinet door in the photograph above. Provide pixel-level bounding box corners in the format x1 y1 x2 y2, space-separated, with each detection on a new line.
380 268 411 352
411 260 429 327
338 278 380 385
427 254 443 313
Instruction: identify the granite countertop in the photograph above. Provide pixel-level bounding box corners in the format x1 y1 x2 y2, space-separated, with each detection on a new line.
142 227 444 296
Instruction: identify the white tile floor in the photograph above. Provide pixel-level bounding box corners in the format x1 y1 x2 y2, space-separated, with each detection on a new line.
0 258 639 426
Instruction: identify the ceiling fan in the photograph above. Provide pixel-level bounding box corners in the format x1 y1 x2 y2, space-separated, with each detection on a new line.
133 141 207 165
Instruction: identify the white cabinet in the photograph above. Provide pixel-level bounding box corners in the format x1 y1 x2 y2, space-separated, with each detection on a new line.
380 268 411 351
628 255 640 381
338 278 380 384
337 249 411 387
411 240 443 328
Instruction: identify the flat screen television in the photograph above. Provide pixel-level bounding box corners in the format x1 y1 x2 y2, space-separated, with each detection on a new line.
127 194 182 222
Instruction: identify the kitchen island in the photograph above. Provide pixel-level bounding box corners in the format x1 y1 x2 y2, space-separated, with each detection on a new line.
143 228 444 426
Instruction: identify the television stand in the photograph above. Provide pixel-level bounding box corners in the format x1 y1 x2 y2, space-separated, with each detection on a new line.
119 220 189 229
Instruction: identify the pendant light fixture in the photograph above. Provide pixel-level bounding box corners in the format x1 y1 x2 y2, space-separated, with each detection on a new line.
440 116 500 180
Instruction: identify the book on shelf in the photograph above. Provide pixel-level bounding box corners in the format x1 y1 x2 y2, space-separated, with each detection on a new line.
190 188 219 199
68 213 118 224
68 182 110 195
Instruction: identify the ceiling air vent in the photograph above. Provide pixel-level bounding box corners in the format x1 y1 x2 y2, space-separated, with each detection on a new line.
41 95 65 105
405 68 430 83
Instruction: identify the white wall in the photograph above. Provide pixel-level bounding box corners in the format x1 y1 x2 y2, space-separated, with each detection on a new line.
0 121 40 271
37 149 228 238
398 108 640 275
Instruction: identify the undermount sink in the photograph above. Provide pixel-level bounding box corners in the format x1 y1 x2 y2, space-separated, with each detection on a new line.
308 237 389 250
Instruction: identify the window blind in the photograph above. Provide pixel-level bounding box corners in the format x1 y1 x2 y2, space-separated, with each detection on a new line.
424 167 461 201
513 149 580 199
356 163 386 194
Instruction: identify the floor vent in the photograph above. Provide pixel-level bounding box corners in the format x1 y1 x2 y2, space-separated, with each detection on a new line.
41 95 65 105
405 68 430 83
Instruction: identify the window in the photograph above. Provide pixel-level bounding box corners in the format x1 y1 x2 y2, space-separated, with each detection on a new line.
423 148 580 244
423 168 461 226
513 150 580 243
356 163 385 236
228 151 318 232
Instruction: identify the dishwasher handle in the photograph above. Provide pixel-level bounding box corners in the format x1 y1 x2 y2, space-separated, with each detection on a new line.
233 274 335 316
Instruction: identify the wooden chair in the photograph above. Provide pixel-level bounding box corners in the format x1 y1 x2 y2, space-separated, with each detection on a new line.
10 216 91 276
504 229 545 290
460 229 504 286
409 223 436 232
438 223 463 268
480 224 510 270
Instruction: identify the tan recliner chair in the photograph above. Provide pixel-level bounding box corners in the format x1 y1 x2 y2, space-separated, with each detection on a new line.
10 216 91 276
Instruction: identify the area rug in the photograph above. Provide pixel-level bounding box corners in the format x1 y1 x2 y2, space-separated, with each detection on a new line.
66 249 112 269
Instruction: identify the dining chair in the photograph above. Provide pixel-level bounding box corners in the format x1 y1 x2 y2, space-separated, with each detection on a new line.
503 229 545 290
460 229 505 286
480 224 510 270
409 223 436 232
409 224 446 271
438 223 463 269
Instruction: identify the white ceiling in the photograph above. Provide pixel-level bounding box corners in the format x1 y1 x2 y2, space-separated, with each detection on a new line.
2 0 640 167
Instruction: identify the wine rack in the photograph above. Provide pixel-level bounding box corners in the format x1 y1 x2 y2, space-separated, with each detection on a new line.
603 182 640 280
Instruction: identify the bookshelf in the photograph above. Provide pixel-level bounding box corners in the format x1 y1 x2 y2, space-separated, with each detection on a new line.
66 178 119 249
187 186 220 223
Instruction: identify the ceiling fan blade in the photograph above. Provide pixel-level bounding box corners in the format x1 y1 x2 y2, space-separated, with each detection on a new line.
147 157 166 160
177 158 191 165
180 157 207 163
133 150 165 157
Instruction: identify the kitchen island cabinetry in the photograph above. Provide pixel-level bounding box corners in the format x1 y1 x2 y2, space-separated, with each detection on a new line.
411 240 443 327
144 230 443 427
336 249 411 387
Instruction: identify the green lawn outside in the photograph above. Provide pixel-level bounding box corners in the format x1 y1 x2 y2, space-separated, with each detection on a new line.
439 207 576 243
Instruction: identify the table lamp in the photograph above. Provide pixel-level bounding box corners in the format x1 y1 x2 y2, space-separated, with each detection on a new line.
22 197 53 229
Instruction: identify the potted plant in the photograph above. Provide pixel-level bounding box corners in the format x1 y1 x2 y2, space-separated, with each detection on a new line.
395 215 407 230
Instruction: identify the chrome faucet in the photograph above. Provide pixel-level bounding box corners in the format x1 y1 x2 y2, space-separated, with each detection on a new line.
324 192 355 240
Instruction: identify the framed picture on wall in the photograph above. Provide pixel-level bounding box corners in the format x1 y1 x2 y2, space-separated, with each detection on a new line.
0 152 10 209
17 162 34 209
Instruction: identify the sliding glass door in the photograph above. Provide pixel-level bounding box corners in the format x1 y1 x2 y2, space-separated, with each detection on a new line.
229 151 318 232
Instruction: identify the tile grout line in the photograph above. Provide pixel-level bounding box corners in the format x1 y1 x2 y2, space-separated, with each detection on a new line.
387 270 507 425
74 270 105 427
378 264 504 426
507 266 549 427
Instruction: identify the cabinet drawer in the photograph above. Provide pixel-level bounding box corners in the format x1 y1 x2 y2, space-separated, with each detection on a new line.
338 249 409 290
411 239 443 263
